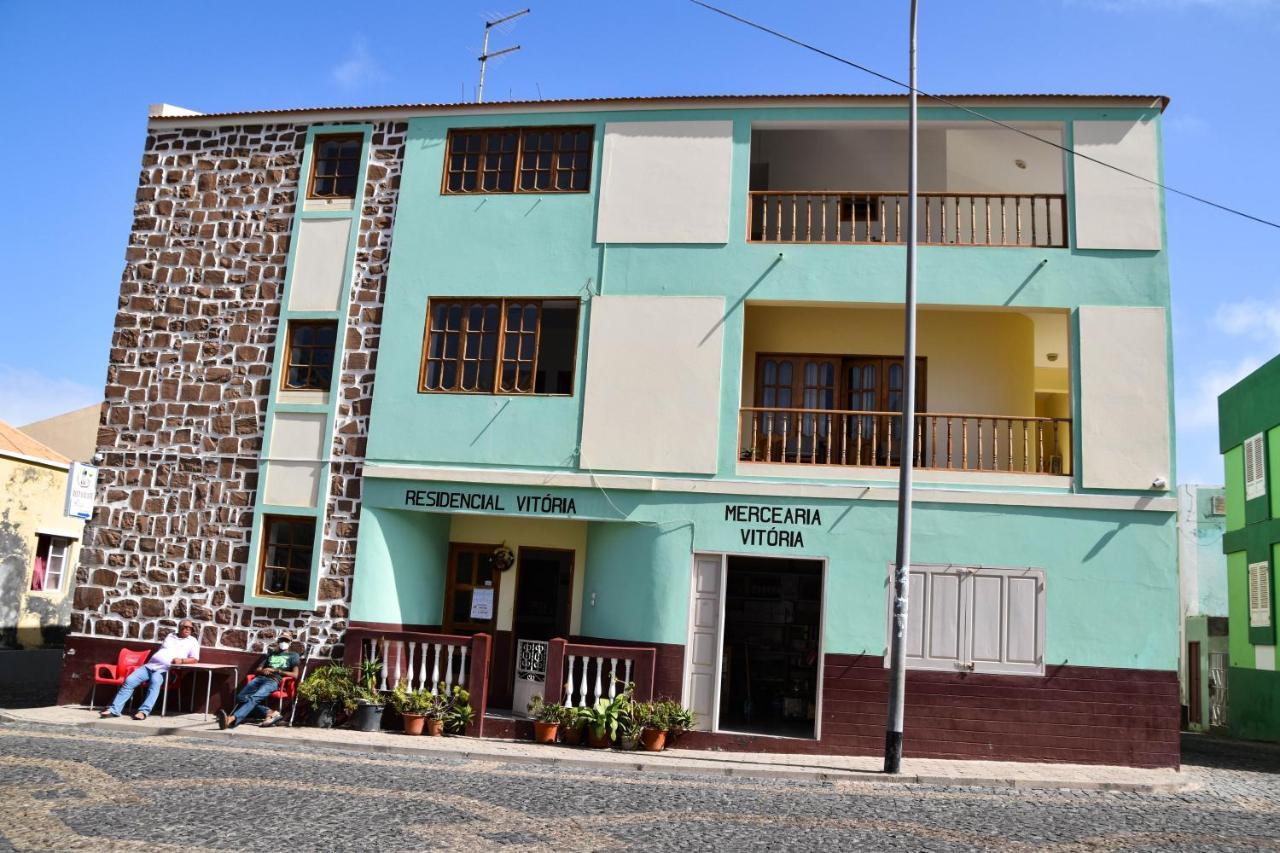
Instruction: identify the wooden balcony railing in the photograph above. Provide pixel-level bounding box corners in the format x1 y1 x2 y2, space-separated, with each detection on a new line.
344 627 492 736
739 407 1071 475
748 191 1067 247
544 638 658 706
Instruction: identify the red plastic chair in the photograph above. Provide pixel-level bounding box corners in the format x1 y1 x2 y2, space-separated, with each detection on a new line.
92 648 151 709
245 673 298 715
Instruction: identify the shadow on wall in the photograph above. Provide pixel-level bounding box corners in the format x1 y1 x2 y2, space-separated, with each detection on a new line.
0 509 29 649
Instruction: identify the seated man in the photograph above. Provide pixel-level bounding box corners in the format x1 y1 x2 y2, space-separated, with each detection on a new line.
217 631 301 729
100 619 200 720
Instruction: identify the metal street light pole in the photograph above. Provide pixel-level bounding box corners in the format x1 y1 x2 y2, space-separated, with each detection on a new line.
884 0 919 775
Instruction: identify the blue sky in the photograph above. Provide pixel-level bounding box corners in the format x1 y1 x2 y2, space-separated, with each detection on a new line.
1 0 1277 483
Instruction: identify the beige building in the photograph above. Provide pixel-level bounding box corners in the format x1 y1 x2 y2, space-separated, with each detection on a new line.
20 403 101 464
0 421 85 649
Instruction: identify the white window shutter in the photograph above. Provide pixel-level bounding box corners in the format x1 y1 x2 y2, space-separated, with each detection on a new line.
1249 561 1272 628
1244 433 1266 501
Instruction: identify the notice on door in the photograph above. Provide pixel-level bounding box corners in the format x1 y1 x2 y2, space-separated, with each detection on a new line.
469 588 494 620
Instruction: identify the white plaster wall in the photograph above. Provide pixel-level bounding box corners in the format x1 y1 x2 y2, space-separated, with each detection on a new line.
263 461 321 507
287 218 352 311
580 296 725 474
270 412 327 460
1073 119 1162 250
1078 306 1170 490
595 121 733 243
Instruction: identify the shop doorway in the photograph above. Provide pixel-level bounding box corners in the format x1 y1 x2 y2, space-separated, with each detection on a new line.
510 548 574 713
699 554 823 739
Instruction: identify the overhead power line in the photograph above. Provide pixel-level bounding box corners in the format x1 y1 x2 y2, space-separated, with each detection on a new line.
690 0 1280 232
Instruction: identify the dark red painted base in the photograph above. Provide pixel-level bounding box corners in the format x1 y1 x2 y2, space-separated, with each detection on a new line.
56 635 262 711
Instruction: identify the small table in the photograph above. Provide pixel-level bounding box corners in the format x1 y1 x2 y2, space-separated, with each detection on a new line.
161 663 239 720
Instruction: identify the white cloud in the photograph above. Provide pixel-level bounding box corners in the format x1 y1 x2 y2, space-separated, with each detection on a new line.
1211 298 1280 340
331 38 385 92
1176 355 1263 430
0 364 101 428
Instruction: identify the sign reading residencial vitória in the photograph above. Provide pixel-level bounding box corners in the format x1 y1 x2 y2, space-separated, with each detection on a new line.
404 489 577 516
65 462 99 520
725 504 821 548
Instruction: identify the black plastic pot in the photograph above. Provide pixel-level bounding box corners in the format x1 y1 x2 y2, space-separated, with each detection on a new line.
351 701 385 732
305 701 339 729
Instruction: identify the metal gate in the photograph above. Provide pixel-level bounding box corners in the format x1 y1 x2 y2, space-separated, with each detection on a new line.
513 639 548 716
1208 651 1228 728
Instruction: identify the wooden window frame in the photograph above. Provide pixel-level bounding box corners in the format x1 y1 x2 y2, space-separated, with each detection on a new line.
443 542 503 635
282 320 339 392
30 534 71 593
441 126 595 196
418 297 580 396
307 133 364 200
753 353 927 412
256 515 316 601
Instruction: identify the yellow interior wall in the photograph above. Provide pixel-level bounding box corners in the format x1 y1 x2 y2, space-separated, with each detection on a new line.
741 305 1037 417
1034 366 1069 393
447 514 588 635
0 456 83 648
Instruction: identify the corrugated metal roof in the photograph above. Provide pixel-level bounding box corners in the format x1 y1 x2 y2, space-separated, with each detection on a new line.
148 92 1170 123
0 420 71 467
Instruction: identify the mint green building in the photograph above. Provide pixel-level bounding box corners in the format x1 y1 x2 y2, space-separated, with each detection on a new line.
65 93 1181 766
1220 354 1280 743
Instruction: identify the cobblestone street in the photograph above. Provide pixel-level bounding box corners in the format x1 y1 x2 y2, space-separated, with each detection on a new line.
0 720 1276 851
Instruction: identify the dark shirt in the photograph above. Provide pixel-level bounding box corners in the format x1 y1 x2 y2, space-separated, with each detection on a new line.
254 650 300 681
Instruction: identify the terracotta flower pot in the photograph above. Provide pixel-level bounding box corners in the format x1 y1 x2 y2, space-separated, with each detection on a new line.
587 727 611 749
401 713 426 736
561 724 584 746
640 728 667 752
426 718 445 737
534 721 560 744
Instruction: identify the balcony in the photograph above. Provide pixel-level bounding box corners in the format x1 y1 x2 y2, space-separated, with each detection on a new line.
748 122 1068 248
738 304 1073 479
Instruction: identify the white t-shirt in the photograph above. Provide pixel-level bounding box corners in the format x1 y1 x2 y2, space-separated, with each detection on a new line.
144 633 201 672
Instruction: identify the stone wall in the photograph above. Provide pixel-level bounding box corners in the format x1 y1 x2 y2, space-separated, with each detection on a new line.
72 120 405 660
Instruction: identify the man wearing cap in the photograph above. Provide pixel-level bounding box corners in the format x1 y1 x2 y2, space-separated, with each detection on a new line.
99 619 201 720
217 631 301 729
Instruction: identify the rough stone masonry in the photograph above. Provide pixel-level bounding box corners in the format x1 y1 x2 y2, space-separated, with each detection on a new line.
73 119 407 660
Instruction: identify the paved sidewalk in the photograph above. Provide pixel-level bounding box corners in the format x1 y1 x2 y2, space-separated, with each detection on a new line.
1 704 1188 792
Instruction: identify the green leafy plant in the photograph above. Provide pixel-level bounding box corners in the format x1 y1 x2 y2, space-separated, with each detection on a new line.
634 700 669 732
387 681 441 717
560 704 585 730
527 695 568 725
582 683 635 742
297 664 356 707
443 684 474 734
654 699 695 737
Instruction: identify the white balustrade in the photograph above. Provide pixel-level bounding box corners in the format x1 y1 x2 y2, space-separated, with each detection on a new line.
445 645 456 690
458 646 468 687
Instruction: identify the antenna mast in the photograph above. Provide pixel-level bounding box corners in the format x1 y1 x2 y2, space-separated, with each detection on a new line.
477 8 530 103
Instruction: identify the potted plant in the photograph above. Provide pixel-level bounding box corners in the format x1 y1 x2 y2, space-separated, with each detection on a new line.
658 699 696 744
637 701 669 752
560 705 586 745
297 664 355 729
348 658 385 732
527 695 566 744
582 684 633 749
616 702 642 751
387 682 438 736
443 684 474 736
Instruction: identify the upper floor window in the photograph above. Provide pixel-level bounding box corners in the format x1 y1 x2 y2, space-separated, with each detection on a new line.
308 134 362 199
30 534 71 592
443 127 594 194
284 321 338 391
258 516 315 600
420 298 579 395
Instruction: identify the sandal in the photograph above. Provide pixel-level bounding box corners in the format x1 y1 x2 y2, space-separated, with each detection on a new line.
98 710 115 718
132 711 148 721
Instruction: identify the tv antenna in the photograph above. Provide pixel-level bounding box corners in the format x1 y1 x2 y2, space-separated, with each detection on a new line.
477 9 530 103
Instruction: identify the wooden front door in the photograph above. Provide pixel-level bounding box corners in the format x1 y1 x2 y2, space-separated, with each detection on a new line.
843 357 926 466
513 548 573 641
443 542 500 635
1187 641 1202 727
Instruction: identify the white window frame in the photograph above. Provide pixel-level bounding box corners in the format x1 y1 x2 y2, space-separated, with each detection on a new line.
32 534 72 593
1244 432 1267 501
1249 560 1273 629
885 563 1046 676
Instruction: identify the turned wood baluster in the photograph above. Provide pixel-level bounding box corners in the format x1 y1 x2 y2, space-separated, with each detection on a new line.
985 198 992 245
865 195 872 243
894 198 902 243
805 197 812 242
1038 422 1045 473
1055 421 1063 473
776 197 783 242
929 417 937 468
780 413 790 462
1006 418 1013 471
821 195 828 242
840 413 848 464
1001 197 1007 245
750 413 759 462
879 198 887 242
856 415 864 465
977 419 984 470
761 195 768 240
1031 196 1038 245
925 197 932 243
970 196 977 244
953 196 960 243
961 419 968 469
946 417 953 469
873 416 881 467
1016 198 1023 244
916 416 924 467
825 414 833 464
1023 422 1029 473
765 414 774 463
991 418 997 471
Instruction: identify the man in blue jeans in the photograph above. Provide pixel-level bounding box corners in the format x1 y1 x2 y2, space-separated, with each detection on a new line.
99 620 201 720
217 631 301 729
